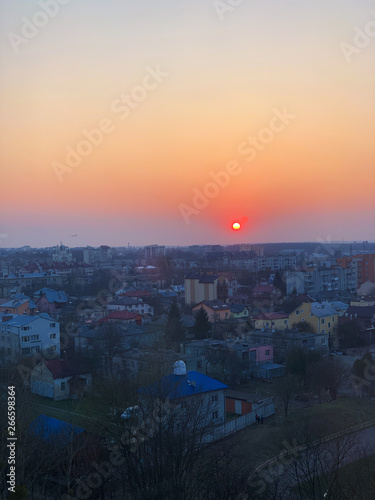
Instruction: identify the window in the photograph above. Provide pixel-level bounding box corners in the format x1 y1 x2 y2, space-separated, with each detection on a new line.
212 410 218 419
321 318 325 324
50 333 56 339
212 394 218 402
322 329 326 334
265 349 270 356
22 326 30 331
284 320 288 324
310 313 314 317
61 382 66 391
31 346 40 353
22 348 30 355
21 336 30 343
321 338 326 344
328 322 331 328
50 323 56 328
296 310 300 315
31 335 39 341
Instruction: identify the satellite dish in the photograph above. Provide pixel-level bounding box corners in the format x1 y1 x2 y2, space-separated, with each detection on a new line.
174 360 187 375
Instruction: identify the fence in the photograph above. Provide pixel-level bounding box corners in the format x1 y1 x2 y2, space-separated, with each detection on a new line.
202 399 275 443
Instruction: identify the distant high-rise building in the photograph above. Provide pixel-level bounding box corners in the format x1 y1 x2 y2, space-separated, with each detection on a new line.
51 244 73 263
144 245 166 260
337 254 375 287
239 244 264 256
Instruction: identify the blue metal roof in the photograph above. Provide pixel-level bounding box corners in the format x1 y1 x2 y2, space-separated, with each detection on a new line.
35 288 68 303
259 363 285 371
4 313 52 326
29 415 84 445
138 371 228 400
4 315 36 326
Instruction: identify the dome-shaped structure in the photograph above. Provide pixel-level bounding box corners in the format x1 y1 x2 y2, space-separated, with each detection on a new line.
173 360 187 376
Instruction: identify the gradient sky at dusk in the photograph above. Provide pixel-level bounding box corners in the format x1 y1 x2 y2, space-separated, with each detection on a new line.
1 0 374 248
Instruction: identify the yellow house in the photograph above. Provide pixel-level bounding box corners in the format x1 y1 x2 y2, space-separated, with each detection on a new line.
192 301 231 322
253 312 289 330
289 302 338 336
184 271 228 305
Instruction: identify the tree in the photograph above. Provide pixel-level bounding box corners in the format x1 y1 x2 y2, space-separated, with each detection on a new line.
292 321 315 333
322 356 348 401
351 352 375 399
273 270 286 296
99 322 125 379
165 300 185 346
306 358 327 404
193 308 212 339
338 320 364 349
106 376 221 499
276 374 297 416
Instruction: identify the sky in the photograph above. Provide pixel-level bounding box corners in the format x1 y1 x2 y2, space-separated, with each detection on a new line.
0 0 374 248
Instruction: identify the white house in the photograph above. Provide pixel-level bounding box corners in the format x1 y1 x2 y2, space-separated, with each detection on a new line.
0 313 60 363
107 297 154 316
31 359 92 401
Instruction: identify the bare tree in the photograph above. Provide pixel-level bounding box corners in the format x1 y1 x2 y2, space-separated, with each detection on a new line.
276 374 297 416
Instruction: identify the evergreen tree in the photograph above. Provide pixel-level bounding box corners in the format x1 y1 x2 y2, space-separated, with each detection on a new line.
193 307 212 339
273 270 286 295
165 299 185 345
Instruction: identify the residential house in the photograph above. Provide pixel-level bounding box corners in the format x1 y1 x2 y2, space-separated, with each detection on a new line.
33 288 68 316
138 361 228 428
184 271 229 305
253 312 289 331
230 304 249 320
29 415 102 490
0 313 60 363
97 310 143 326
243 329 329 363
31 359 92 400
0 296 37 316
192 301 231 322
107 297 154 316
289 302 338 336
181 338 276 381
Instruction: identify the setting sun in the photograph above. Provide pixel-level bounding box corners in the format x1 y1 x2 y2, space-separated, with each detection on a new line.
232 222 241 230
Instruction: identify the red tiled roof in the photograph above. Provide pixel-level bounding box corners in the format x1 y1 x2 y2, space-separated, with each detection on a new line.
45 359 89 379
254 312 288 320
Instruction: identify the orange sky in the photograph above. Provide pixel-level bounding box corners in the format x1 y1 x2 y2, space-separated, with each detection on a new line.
0 0 374 247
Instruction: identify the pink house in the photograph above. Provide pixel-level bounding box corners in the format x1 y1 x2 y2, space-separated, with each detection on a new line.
248 344 273 364
34 289 68 315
